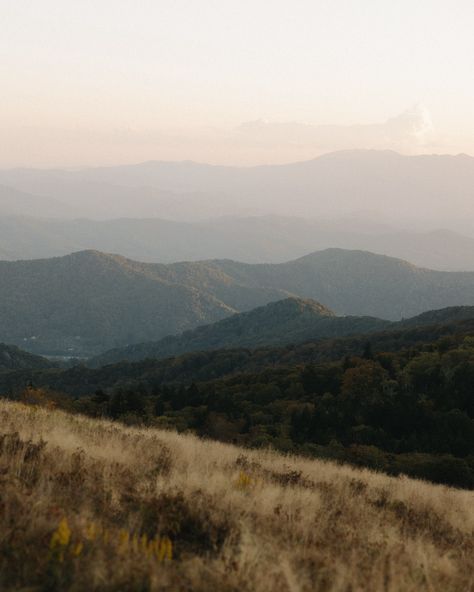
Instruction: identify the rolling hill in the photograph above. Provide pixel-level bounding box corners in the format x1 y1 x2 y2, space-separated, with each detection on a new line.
2 307 474 492
89 297 390 366
1 248 474 356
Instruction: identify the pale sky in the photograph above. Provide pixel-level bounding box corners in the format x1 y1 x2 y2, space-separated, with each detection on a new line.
1 0 474 166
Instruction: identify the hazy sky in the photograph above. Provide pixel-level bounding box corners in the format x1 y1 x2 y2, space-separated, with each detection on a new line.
1 0 474 166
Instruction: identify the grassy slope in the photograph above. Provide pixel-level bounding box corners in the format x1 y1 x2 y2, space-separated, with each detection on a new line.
1 399 473 592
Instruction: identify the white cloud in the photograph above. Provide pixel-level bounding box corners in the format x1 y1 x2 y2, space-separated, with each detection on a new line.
235 105 436 154
0 107 457 168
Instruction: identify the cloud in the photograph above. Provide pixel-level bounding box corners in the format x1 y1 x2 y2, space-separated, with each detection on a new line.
384 105 435 146
0 107 444 167
235 105 436 154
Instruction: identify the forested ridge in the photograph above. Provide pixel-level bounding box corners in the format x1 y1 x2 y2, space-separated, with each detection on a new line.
89 297 391 366
2 248 474 356
90 301 474 366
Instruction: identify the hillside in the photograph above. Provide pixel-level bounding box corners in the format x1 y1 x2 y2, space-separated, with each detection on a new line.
2 151 474 232
0 251 236 356
0 184 75 218
89 303 474 367
398 305 474 328
2 215 474 271
1 399 472 592
90 297 390 366
0 343 53 371
1 249 474 356
2 312 474 489
3 310 473 397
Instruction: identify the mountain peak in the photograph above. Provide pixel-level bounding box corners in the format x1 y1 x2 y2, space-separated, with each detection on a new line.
294 248 420 270
65 249 135 267
262 297 335 318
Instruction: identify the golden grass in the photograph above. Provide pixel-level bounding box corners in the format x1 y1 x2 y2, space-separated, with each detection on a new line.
0 399 473 591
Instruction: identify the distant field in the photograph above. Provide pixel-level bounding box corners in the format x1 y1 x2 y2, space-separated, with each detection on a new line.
1 400 473 591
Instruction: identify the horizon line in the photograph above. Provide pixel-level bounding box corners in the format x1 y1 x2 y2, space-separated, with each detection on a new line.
2 148 473 172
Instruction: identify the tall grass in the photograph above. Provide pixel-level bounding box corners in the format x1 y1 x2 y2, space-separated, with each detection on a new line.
0 399 473 591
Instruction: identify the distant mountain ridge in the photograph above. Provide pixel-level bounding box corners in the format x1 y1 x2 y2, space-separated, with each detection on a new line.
1 150 474 231
0 248 474 356
1 215 474 271
0 185 75 218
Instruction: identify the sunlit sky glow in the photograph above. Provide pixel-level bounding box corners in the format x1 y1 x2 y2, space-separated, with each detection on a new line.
1 0 474 166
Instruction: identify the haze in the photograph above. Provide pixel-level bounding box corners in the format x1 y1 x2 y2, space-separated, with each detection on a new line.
3 4 474 587
1 0 474 167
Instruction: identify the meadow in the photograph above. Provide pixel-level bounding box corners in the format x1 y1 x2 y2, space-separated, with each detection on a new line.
1 398 473 591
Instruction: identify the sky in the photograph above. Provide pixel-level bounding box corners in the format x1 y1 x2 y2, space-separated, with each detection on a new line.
1 0 474 167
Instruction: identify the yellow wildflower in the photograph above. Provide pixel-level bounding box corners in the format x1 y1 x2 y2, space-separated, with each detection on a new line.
50 518 71 550
236 471 253 489
49 517 71 563
118 529 130 554
156 536 173 562
85 522 99 541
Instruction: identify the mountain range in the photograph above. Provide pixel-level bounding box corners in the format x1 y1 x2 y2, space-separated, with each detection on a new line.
1 248 474 356
1 151 474 232
1 215 474 271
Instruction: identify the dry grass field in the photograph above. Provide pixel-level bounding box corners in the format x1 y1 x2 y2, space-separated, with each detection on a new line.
1 399 473 592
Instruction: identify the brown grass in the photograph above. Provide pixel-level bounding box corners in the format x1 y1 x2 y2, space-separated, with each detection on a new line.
0 399 473 592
